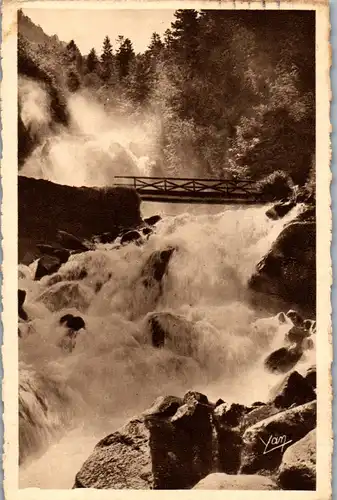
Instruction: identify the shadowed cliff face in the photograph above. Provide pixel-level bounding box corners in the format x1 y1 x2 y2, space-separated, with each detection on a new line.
18 177 142 264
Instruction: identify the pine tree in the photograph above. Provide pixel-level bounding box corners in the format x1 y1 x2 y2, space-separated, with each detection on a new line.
101 36 114 81
147 32 164 58
116 37 135 79
86 48 99 73
65 39 83 74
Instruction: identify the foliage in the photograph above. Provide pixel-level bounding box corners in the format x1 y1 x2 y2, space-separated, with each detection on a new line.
100 36 114 81
255 170 294 200
18 9 315 189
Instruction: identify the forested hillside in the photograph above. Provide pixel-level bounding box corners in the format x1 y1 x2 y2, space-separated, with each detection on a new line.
18 9 315 193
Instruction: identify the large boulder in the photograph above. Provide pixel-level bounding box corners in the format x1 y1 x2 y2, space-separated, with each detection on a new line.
240 400 316 474
74 391 213 490
144 215 162 226
268 371 316 409
266 200 296 221
19 177 142 264
240 404 281 431
264 345 303 374
59 314 85 331
147 311 194 355
249 221 316 310
56 230 90 252
277 429 316 490
193 473 278 490
35 254 62 280
37 244 71 263
74 418 153 489
304 366 316 389
37 281 94 312
141 247 175 288
149 391 213 489
142 395 183 419
93 229 120 244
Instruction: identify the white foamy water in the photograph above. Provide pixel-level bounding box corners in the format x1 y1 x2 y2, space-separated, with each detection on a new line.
19 201 315 489
18 85 315 489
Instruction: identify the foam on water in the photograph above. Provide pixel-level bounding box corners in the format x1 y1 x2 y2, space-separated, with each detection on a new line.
18 87 315 488
18 201 315 489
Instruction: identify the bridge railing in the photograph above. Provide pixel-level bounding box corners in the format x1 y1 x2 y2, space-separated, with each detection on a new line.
114 176 261 196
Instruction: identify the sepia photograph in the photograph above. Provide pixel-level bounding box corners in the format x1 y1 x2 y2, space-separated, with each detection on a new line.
0 0 330 494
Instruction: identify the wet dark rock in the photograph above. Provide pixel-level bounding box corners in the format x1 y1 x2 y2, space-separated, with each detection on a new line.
144 215 162 226
266 200 296 221
249 222 316 310
269 371 316 409
276 312 287 323
19 177 142 264
35 255 62 280
147 311 194 356
291 206 315 223
37 282 94 312
277 429 316 490
216 427 243 474
215 398 225 407
251 401 265 407
60 314 85 331
285 326 311 345
120 230 142 246
56 230 90 252
286 310 304 327
94 230 120 244
213 402 249 474
150 316 166 348
141 247 175 287
264 345 303 374
214 402 249 428
240 404 280 431
304 366 316 389
18 289 28 321
303 319 316 333
240 400 316 474
183 391 209 407
37 244 71 263
143 396 183 419
193 473 278 490
142 227 153 237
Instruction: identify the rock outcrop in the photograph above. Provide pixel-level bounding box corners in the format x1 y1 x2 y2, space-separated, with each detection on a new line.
19 177 142 264
240 400 316 474
37 281 94 312
74 388 317 490
268 371 316 409
266 200 296 221
249 221 316 310
35 254 63 280
75 392 213 490
74 418 153 489
277 429 316 490
144 215 162 226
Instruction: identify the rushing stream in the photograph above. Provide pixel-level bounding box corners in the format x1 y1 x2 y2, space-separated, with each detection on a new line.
18 90 315 489
18 200 315 489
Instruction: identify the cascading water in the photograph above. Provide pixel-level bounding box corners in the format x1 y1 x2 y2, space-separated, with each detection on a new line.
18 87 315 489
18 201 315 489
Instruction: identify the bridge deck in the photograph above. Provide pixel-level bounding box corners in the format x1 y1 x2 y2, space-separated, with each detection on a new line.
114 176 267 204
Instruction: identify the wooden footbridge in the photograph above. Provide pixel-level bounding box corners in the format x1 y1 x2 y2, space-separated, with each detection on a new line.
114 176 267 204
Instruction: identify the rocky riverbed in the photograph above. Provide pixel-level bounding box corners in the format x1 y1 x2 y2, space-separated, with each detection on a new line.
18 178 316 489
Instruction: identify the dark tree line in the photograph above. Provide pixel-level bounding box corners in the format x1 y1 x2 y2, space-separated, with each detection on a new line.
18 8 315 190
